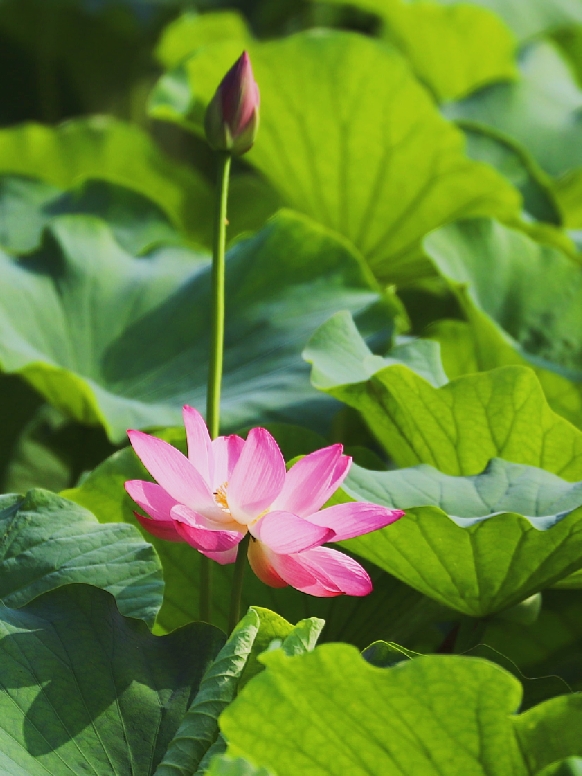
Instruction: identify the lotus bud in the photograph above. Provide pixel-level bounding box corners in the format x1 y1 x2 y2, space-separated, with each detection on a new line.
204 51 260 156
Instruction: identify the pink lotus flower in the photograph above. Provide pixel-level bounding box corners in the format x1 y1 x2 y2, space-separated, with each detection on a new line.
204 51 260 156
125 406 404 597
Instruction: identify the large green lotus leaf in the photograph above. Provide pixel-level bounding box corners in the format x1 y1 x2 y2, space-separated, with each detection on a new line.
0 210 382 443
0 117 213 247
206 756 273 776
220 647 582 775
63 427 443 640
445 41 582 178
0 488 163 625
150 30 521 284
322 0 582 41
304 312 582 478
333 458 582 615
0 175 182 256
431 0 582 41
155 10 251 69
460 125 562 224
315 0 517 101
156 607 322 776
0 583 223 776
424 218 582 428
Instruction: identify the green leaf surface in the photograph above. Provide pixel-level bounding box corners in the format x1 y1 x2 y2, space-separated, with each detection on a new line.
445 41 582 178
63 427 443 641
424 218 582 428
206 755 274 776
514 694 582 774
460 124 562 224
0 488 163 626
150 29 520 284
305 312 582 478
336 458 582 614
0 175 182 256
432 0 582 41
538 758 582 776
0 210 380 442
319 0 518 101
0 117 213 247
0 584 223 776
222 647 557 775
155 10 250 69
156 606 322 776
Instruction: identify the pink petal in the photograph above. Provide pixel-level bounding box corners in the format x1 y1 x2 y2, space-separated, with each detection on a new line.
202 546 239 565
307 502 405 541
211 434 245 488
267 549 341 597
125 479 178 521
183 405 213 485
127 430 218 516
297 546 373 597
271 445 351 516
125 480 184 542
227 428 286 525
250 511 333 554
247 540 297 589
172 505 243 552
133 512 184 542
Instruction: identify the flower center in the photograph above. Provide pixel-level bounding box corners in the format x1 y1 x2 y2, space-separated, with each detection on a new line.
213 482 230 513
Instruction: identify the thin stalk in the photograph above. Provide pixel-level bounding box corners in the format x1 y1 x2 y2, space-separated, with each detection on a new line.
200 151 232 624
228 534 250 633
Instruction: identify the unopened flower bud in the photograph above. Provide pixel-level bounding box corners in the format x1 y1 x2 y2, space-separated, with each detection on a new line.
204 51 260 156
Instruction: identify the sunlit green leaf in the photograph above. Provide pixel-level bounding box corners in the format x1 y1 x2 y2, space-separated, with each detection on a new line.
0 488 163 625
150 30 521 283
0 117 213 247
424 218 582 428
335 458 582 615
155 10 250 69
305 312 582 478
0 584 223 775
220 646 582 775
317 0 518 101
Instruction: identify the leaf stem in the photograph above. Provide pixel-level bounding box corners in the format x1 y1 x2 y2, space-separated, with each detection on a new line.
228 534 250 633
201 151 232 624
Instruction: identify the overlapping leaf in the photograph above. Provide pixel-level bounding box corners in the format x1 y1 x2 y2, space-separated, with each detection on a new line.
150 29 521 283
155 607 323 776
0 584 223 776
445 41 582 178
334 458 582 615
220 646 582 775
0 210 382 442
424 218 582 428
0 489 163 625
0 117 214 246
315 0 518 101
304 311 582 478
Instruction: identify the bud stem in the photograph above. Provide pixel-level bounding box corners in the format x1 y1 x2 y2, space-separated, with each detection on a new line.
201 151 232 624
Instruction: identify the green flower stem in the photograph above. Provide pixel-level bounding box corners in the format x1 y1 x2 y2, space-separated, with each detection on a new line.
201 151 232 624
228 534 251 633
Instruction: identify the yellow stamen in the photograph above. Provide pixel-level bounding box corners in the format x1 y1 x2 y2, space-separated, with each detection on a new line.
213 482 230 513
